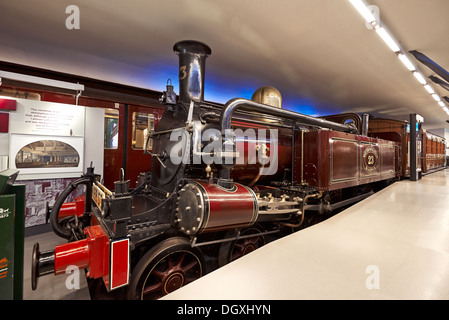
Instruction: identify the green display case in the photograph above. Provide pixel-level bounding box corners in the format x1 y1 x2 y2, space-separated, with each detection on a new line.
0 169 26 300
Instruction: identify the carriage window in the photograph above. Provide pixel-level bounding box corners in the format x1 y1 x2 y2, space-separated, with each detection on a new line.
132 112 155 150
104 108 119 149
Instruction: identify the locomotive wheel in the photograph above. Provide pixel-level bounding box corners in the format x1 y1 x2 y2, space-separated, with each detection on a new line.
127 237 205 300
218 226 266 267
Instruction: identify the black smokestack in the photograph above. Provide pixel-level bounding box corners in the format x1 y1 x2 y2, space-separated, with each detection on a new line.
173 40 211 104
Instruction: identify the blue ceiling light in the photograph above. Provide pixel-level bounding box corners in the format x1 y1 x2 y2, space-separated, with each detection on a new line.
282 99 317 116
203 75 258 104
142 61 339 117
204 72 333 116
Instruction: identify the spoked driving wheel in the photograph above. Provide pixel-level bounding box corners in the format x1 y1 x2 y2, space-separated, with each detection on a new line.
127 237 205 300
218 226 266 267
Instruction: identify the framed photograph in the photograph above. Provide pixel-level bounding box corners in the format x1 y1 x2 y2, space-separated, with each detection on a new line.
10 134 84 179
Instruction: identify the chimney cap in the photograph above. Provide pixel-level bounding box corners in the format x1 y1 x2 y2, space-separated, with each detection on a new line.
173 40 212 56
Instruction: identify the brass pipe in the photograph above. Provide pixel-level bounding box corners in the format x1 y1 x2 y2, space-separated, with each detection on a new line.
280 192 321 228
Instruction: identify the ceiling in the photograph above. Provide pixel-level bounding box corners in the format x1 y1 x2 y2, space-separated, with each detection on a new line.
1 0 449 129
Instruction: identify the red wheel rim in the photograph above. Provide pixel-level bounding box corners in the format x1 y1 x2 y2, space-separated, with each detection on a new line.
230 234 265 261
141 250 202 300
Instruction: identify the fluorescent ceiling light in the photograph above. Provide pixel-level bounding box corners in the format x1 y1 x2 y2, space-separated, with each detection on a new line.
424 84 435 94
0 70 84 92
397 53 415 71
348 0 377 23
348 0 445 115
432 93 441 102
413 72 427 85
375 27 401 52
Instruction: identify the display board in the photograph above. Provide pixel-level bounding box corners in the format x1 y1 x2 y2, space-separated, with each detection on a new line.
9 134 84 178
7 97 86 179
9 98 85 136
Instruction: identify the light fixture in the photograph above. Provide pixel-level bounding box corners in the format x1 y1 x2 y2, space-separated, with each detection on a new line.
397 53 415 71
423 84 435 94
348 0 377 24
348 0 448 119
375 27 401 52
348 1 401 53
0 70 84 92
431 93 441 102
443 106 449 115
413 72 427 85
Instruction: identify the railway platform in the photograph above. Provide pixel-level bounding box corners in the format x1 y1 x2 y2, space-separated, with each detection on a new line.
163 169 449 299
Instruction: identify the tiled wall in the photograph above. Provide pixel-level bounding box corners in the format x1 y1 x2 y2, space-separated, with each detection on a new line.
22 178 84 227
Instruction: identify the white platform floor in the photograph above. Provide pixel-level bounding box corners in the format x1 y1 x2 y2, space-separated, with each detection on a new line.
23 169 449 300
163 169 449 300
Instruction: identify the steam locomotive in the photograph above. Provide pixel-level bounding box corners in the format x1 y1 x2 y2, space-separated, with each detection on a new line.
30 40 443 300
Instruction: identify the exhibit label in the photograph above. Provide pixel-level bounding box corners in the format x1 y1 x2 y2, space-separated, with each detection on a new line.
9 98 85 136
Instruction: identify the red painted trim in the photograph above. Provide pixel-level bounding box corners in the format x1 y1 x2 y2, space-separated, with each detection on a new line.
0 98 16 110
54 239 90 275
0 113 9 133
85 225 110 279
58 196 85 218
53 224 110 282
110 238 129 290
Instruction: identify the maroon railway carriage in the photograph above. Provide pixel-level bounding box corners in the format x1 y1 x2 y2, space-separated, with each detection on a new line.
368 118 418 178
368 118 447 176
422 131 446 173
297 129 396 191
31 40 400 300
323 114 447 178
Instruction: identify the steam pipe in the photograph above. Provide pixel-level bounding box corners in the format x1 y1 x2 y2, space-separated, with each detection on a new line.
280 193 320 228
217 98 358 184
361 113 369 136
220 98 358 135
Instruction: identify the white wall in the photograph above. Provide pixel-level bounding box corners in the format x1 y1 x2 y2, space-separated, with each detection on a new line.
84 107 105 179
0 97 104 178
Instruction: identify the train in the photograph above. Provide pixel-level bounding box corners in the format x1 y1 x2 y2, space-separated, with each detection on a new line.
320 114 447 177
30 40 446 300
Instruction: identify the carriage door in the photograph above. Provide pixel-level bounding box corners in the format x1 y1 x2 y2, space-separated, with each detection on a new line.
103 104 158 190
103 105 124 190
126 105 155 189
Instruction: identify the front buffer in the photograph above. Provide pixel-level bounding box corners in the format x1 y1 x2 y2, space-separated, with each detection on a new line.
31 172 131 294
